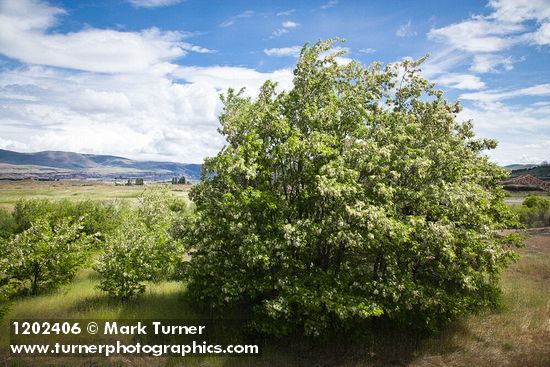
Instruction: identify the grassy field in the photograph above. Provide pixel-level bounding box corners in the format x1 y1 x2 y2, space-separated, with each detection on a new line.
0 182 548 366
0 180 190 210
0 229 547 366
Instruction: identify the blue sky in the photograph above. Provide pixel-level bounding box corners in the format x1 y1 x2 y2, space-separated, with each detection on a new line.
0 0 549 164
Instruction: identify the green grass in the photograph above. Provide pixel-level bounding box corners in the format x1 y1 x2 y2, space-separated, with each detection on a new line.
0 180 189 210
0 182 548 366
1 230 548 366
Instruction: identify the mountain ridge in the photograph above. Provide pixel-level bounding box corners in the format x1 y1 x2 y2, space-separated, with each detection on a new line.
0 149 201 181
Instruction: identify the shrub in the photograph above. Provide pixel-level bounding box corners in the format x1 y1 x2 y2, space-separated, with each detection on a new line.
0 208 16 239
516 195 550 228
11 198 124 242
95 215 167 300
96 188 185 300
2 217 93 295
185 40 519 336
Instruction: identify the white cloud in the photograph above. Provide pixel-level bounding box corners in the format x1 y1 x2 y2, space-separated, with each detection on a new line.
282 21 299 28
396 20 417 38
0 137 27 151
459 101 550 164
359 48 376 54
272 20 300 37
470 54 519 73
276 9 295 16
428 0 550 72
127 0 183 8
460 83 550 102
264 46 302 57
219 10 254 28
428 17 522 53
321 1 338 10
434 73 486 90
173 66 293 94
488 0 550 24
421 47 471 79
0 0 212 74
532 22 550 45
0 64 294 163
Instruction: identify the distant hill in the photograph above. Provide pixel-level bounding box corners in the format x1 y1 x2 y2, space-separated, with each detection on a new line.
504 164 538 171
0 149 201 181
508 164 550 181
501 174 550 192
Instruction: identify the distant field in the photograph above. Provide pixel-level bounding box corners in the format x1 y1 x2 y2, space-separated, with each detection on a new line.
0 180 190 210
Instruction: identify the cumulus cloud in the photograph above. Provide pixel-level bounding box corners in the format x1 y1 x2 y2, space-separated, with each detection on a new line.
0 0 212 74
470 54 519 73
0 64 294 162
459 101 550 164
434 73 486 90
428 17 522 53
428 0 550 72
127 0 183 8
0 1 296 163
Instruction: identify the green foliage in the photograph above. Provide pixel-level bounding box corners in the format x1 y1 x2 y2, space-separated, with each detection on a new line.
11 198 124 241
172 176 187 184
516 195 550 228
0 208 16 239
96 188 186 300
522 195 550 209
185 40 519 336
1 217 93 295
0 239 15 316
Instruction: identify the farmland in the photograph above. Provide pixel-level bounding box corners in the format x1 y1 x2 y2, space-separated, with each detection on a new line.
0 180 190 210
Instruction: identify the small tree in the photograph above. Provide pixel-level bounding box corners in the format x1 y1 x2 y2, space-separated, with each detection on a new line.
95 216 165 300
96 188 183 300
3 217 92 295
135 178 144 186
178 176 186 184
185 40 519 336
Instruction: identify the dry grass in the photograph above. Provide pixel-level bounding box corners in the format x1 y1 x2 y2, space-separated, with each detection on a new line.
405 229 550 367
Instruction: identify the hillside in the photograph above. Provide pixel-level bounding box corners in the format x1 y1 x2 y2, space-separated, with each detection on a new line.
0 149 201 181
508 164 550 181
502 174 550 192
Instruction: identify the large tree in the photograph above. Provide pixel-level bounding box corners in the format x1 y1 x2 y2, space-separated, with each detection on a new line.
185 40 519 336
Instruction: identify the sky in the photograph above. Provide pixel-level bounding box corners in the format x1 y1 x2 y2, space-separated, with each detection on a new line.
0 0 549 164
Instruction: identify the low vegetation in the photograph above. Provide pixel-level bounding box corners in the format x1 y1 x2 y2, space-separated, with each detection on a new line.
96 188 188 300
515 195 550 228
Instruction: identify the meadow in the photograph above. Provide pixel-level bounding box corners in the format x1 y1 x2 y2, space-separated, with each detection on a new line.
0 180 190 210
0 181 548 366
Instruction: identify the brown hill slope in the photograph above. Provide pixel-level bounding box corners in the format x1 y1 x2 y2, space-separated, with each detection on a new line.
502 174 550 192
